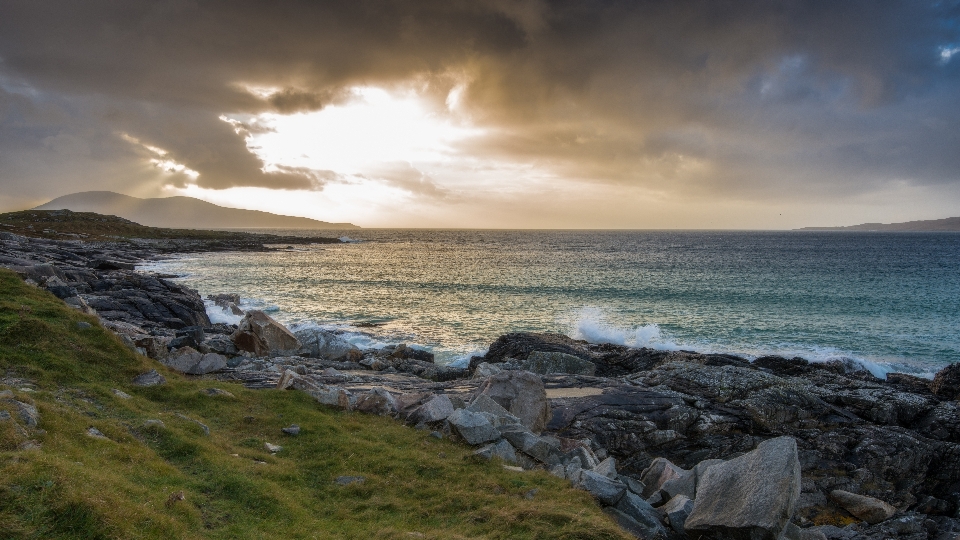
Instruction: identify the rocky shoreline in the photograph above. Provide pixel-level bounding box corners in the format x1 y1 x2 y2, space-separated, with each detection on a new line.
3 228 960 539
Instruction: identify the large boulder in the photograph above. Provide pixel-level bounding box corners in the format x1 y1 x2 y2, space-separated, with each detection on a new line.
684 436 802 540
295 328 359 361
231 310 301 357
161 347 227 375
446 409 501 445
474 370 551 434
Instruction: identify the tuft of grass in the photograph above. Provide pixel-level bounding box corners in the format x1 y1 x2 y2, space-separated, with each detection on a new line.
0 269 630 539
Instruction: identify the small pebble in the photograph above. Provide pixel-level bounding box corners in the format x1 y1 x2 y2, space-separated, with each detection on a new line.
503 465 525 472
86 427 109 440
265 442 282 453
143 419 165 428
203 388 235 398
334 476 365 486
111 389 132 399
76 322 91 329
524 488 539 500
281 424 301 436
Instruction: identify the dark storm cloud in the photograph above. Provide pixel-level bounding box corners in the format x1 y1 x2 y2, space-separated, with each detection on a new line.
0 0 958 209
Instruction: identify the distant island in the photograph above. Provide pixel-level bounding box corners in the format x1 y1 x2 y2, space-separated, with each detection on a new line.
798 216 960 231
35 191 359 230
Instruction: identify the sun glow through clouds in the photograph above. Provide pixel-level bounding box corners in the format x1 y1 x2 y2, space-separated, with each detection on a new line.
232 86 483 176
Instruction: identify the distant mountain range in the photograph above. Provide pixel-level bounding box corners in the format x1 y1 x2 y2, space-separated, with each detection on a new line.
35 191 358 230
798 216 960 232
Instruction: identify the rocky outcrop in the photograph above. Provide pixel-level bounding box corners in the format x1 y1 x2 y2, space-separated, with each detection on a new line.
231 310 301 357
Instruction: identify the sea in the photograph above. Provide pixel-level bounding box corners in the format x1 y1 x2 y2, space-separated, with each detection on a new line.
139 230 960 378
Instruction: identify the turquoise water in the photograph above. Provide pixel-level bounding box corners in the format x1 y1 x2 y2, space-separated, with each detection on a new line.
142 230 960 377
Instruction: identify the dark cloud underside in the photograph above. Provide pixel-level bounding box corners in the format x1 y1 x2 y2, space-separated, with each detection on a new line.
0 0 958 219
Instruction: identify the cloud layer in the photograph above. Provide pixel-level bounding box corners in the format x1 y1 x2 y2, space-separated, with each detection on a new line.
1 0 958 226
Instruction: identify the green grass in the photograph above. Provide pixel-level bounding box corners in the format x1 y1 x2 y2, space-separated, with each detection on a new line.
0 269 629 539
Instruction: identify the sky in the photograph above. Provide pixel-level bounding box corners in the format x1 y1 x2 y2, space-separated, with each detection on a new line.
1 1 959 229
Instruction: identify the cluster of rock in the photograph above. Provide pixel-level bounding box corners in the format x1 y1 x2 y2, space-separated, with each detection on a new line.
6 230 960 539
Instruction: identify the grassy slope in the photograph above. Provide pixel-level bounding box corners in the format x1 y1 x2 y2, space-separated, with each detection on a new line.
0 269 628 540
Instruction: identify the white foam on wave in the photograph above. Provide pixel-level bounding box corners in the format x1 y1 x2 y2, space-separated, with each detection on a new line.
570 307 681 350
338 236 361 243
568 308 933 379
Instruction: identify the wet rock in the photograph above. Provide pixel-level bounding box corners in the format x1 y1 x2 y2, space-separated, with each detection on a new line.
472 362 503 379
131 369 166 386
829 489 897 524
296 328 359 361
685 436 801 540
517 351 597 376
231 310 301 357
931 363 960 400
474 370 551 434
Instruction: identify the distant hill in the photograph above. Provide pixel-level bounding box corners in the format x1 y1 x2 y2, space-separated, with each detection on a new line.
798 216 960 232
35 191 359 230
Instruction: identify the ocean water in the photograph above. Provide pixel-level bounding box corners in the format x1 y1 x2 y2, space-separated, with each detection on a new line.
141 230 960 378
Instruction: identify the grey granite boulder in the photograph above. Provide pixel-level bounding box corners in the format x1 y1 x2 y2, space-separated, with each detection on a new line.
474 370 551 434
162 347 226 374
466 394 521 426
187 353 227 375
579 469 627 505
829 490 897 524
615 491 669 538
296 328 359 361
660 494 694 535
640 457 684 499
519 351 596 376
473 439 518 463
684 436 801 540
447 409 500 445
231 310 301 357
353 387 398 416
412 394 455 423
